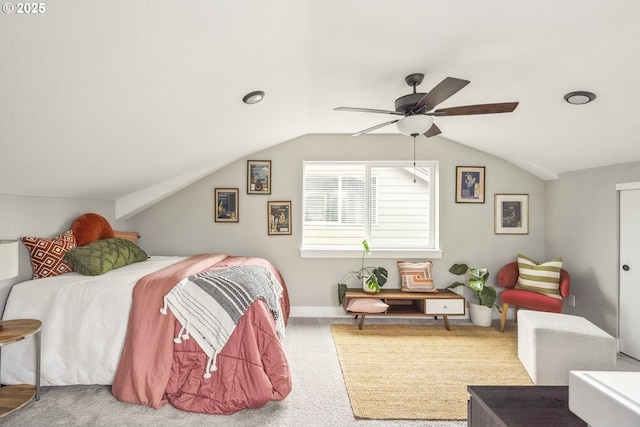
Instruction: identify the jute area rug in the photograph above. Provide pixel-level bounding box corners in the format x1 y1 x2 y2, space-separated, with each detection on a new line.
331 323 532 420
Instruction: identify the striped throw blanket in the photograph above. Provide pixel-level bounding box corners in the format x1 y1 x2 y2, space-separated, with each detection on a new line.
160 265 285 377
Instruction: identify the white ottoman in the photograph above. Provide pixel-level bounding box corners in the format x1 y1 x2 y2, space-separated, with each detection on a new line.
517 310 617 385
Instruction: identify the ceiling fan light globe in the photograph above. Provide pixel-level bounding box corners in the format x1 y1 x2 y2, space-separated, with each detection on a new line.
396 115 433 136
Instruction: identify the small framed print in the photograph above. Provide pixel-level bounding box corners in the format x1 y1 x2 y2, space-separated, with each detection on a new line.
268 201 291 235
215 188 239 222
247 160 271 194
456 166 485 203
495 194 529 234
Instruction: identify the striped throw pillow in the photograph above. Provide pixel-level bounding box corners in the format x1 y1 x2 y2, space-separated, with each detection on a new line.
398 260 436 292
516 254 563 299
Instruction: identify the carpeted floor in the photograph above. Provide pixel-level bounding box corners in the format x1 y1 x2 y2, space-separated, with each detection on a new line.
2 317 639 427
331 323 532 420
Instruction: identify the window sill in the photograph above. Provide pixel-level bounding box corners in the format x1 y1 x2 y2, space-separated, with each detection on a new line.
299 248 443 259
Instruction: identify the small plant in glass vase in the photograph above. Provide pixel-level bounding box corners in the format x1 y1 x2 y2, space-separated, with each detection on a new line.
337 240 388 305
447 263 500 327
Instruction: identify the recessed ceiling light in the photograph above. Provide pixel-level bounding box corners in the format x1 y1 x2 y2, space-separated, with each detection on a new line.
242 91 265 104
564 91 596 105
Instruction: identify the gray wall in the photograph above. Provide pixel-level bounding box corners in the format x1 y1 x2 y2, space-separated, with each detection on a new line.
0 194 124 316
2 136 637 330
545 160 640 335
0 135 640 335
129 134 546 316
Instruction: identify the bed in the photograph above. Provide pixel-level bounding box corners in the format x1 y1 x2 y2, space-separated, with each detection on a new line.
1 215 291 415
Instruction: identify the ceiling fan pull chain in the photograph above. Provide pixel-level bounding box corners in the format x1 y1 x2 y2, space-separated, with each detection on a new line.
413 136 417 183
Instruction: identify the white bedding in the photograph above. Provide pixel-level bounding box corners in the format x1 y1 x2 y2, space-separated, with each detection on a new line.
1 256 186 386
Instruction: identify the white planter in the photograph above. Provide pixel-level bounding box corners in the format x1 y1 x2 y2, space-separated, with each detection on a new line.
362 277 377 294
469 302 493 327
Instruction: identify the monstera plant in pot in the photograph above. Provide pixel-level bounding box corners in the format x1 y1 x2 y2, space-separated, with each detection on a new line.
447 263 498 327
337 240 388 305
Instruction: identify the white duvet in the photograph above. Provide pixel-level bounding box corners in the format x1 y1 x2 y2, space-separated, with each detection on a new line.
1 256 185 386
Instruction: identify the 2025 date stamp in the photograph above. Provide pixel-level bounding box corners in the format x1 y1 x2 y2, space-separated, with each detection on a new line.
3 3 46 14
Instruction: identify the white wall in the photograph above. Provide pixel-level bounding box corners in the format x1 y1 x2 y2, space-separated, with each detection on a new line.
0 194 123 316
129 134 546 316
545 160 640 336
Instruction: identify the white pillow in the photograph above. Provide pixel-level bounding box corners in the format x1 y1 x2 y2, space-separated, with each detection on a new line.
346 298 389 313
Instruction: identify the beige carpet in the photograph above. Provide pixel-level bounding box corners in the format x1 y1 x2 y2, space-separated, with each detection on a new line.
331 323 533 420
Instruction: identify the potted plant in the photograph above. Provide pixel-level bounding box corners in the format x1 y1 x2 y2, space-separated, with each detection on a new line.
447 263 498 327
337 240 388 305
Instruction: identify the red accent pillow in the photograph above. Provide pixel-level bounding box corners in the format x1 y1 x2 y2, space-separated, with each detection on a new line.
21 230 77 279
71 213 115 246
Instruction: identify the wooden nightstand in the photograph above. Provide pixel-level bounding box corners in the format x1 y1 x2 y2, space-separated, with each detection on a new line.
0 319 42 418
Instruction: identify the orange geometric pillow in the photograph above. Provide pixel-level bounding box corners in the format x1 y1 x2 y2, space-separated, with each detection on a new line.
397 260 437 292
21 230 77 279
71 213 114 246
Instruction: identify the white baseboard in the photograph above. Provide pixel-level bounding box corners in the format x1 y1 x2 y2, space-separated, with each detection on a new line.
289 306 348 317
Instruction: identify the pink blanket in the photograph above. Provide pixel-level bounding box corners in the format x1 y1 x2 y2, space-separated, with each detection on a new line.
112 254 291 414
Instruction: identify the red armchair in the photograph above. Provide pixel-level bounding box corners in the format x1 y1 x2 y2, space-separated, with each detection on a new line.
497 261 570 332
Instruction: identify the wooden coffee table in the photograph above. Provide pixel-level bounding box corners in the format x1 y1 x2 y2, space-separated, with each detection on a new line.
342 288 465 330
0 319 42 418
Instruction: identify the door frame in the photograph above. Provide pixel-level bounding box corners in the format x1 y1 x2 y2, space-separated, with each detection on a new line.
616 181 640 358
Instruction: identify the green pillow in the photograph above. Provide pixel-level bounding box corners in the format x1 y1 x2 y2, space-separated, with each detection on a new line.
515 253 563 299
64 238 148 276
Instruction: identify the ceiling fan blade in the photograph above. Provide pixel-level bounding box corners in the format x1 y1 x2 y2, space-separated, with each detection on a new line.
415 77 470 111
424 123 441 138
351 119 399 137
432 102 519 116
334 107 404 116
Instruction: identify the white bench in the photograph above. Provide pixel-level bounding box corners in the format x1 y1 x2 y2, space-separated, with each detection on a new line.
517 310 617 385
569 371 640 427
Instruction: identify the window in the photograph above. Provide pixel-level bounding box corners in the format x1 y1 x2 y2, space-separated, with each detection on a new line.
304 171 376 226
301 161 440 257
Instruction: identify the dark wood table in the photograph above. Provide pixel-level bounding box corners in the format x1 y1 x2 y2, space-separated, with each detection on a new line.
467 385 587 427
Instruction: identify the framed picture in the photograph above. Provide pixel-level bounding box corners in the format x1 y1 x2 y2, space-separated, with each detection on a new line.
247 160 271 194
214 188 239 222
268 201 291 235
494 194 529 234
456 166 485 203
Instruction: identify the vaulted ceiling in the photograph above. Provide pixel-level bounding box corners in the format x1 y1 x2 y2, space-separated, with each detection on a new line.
2 1 639 218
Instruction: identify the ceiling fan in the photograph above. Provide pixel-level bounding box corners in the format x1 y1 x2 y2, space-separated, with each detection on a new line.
334 73 518 138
